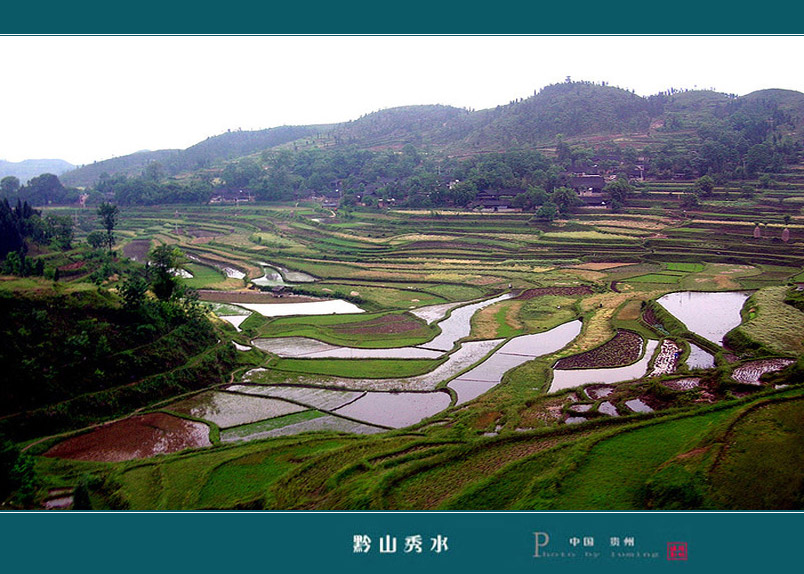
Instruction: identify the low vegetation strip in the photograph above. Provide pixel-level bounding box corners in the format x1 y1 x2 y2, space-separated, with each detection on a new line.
554 330 643 369
735 286 804 355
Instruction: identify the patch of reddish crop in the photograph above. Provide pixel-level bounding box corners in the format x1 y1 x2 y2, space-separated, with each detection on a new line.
554 330 643 369
199 290 318 304
43 413 211 462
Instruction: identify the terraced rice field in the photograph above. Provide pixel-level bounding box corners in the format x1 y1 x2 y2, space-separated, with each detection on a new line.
32 203 804 511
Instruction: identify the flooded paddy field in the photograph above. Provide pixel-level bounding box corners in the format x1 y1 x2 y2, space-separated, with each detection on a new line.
649 339 681 376
731 359 795 385
686 343 716 369
333 390 452 428
656 291 751 345
166 391 308 428
661 378 702 390
243 338 504 392
450 320 582 404
44 413 211 461
222 414 386 441
252 336 442 359
226 384 364 411
418 293 513 351
235 300 365 317
410 301 467 324
549 339 659 393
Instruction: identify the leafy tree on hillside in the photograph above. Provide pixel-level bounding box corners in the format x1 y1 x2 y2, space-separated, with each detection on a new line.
512 186 548 211
549 186 582 214
536 201 559 221
44 214 74 250
694 175 715 196
96 202 119 254
605 177 634 204
23 173 66 205
149 244 183 301
0 176 20 197
86 230 106 250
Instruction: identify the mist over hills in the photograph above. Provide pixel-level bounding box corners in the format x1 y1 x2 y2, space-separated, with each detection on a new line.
57 81 804 188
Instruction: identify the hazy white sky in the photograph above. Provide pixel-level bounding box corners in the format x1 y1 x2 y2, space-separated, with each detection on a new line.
2 35 803 166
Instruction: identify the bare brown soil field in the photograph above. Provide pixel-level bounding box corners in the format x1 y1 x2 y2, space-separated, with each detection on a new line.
122 239 152 262
43 413 211 462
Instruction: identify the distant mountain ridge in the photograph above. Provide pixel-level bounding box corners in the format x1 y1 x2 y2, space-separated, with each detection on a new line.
58 82 804 187
0 159 75 183
61 125 325 187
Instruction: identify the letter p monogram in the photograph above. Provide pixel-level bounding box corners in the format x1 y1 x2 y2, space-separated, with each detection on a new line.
533 532 550 557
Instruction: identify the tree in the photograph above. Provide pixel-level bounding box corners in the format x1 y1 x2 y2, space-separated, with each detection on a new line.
23 173 65 205
120 273 148 309
0 176 20 197
86 230 106 249
680 193 699 210
549 186 582 214
536 201 559 221
694 175 715 197
149 244 182 301
45 214 74 250
96 202 119 254
605 177 634 204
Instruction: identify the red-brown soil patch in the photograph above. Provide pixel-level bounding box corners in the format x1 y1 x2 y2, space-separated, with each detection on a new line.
330 315 425 335
516 286 594 300
43 413 211 462
199 290 319 304
641 307 664 330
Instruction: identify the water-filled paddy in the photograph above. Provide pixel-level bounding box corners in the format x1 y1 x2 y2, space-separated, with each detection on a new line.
409 301 467 324
252 336 442 359
449 320 582 404
226 384 364 411
625 398 653 413
649 339 680 376
222 415 386 441
598 401 619 416
333 390 452 428
167 391 308 428
686 343 716 369
731 359 794 385
418 293 513 351
244 338 504 392
549 339 659 393
656 291 751 345
235 300 365 317
219 315 251 331
661 378 701 390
